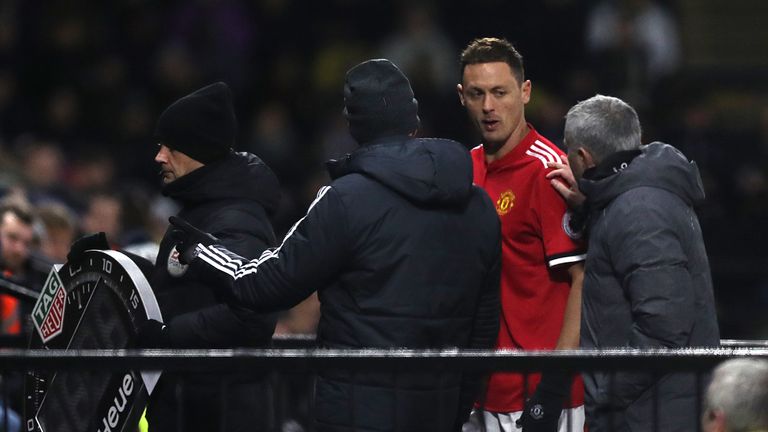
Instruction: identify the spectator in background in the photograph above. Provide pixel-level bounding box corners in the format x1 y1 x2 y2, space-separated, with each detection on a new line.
381 2 459 138
380 2 457 92
43 86 83 145
549 94 720 431
119 184 162 263
16 136 69 206
246 101 301 187
586 0 681 108
80 192 123 249
457 37 586 432
66 148 117 201
36 202 76 264
0 196 50 338
170 59 501 432
702 358 768 432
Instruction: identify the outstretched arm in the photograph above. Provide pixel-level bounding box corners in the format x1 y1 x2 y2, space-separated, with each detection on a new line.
172 186 349 312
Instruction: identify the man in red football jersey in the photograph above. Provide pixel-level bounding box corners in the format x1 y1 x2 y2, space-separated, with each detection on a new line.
457 37 586 432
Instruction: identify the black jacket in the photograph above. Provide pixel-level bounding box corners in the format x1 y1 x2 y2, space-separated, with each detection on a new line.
192 137 501 431
148 151 280 432
579 143 720 432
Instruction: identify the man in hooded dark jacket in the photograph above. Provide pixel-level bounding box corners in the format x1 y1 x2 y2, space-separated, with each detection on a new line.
547 94 720 432
168 59 502 432
139 82 280 431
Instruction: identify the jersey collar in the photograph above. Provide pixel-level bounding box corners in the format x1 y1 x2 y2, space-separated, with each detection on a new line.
483 123 539 171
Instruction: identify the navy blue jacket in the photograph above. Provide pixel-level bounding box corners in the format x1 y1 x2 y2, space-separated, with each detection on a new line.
192 137 501 432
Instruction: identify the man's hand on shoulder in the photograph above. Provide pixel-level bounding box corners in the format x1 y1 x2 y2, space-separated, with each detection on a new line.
168 216 219 264
545 161 585 210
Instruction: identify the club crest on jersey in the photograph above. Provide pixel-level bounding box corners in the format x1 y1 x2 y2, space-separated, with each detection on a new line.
562 210 583 240
167 246 188 277
496 190 515 215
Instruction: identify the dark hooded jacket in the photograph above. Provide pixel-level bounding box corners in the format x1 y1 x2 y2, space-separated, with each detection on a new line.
192 137 501 432
579 142 720 432
147 151 279 432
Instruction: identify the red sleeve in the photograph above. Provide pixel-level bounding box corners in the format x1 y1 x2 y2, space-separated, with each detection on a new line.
535 169 586 268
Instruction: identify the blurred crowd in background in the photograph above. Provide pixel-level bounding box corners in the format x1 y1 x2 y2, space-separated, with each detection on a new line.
0 0 767 340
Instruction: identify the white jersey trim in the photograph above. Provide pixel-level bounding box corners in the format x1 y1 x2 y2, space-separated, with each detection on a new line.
532 139 563 164
528 144 556 164
548 253 586 268
524 140 563 168
525 150 549 167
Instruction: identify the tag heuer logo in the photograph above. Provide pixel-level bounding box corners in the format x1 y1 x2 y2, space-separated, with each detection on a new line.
31 268 67 343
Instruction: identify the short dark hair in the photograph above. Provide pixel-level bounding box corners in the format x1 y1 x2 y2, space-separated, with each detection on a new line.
460 37 524 84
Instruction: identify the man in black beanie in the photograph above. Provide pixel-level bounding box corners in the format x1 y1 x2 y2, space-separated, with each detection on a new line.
167 59 502 431
154 81 236 168
147 81 281 432
72 82 281 432
342 58 420 144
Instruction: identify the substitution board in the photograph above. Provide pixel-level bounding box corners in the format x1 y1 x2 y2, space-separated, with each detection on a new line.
24 250 163 432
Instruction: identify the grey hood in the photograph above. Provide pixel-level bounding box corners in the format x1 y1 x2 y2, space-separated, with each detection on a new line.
580 142 705 209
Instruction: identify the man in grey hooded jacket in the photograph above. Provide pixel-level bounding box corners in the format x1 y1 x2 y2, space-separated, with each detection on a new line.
546 94 720 431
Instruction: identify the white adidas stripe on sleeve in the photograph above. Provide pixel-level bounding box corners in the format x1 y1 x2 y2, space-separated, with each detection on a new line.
198 186 333 280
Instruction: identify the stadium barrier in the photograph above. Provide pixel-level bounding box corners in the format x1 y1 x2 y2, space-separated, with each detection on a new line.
2 345 768 373
3 341 767 431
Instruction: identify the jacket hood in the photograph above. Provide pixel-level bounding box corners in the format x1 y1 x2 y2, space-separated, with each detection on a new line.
326 136 473 206
580 142 705 209
162 151 280 213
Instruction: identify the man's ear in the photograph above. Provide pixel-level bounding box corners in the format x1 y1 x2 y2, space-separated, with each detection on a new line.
456 84 466 106
521 79 531 104
578 147 596 169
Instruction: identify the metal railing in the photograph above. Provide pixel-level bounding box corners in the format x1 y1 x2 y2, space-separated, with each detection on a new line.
2 346 767 372
4 342 767 432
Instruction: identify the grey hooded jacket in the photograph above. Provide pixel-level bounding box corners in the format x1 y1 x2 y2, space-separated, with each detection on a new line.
579 142 720 432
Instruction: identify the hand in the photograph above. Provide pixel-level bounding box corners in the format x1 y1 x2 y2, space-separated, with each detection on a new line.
136 319 169 348
67 232 110 263
516 372 570 432
168 216 218 264
545 160 586 210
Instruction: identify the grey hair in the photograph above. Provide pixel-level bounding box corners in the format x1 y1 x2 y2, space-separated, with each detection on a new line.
704 358 768 431
563 94 642 164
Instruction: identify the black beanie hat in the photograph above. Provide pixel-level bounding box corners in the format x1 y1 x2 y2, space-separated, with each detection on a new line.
343 59 419 144
154 82 236 163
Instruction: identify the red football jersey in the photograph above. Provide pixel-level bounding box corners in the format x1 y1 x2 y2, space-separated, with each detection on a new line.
472 125 586 412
